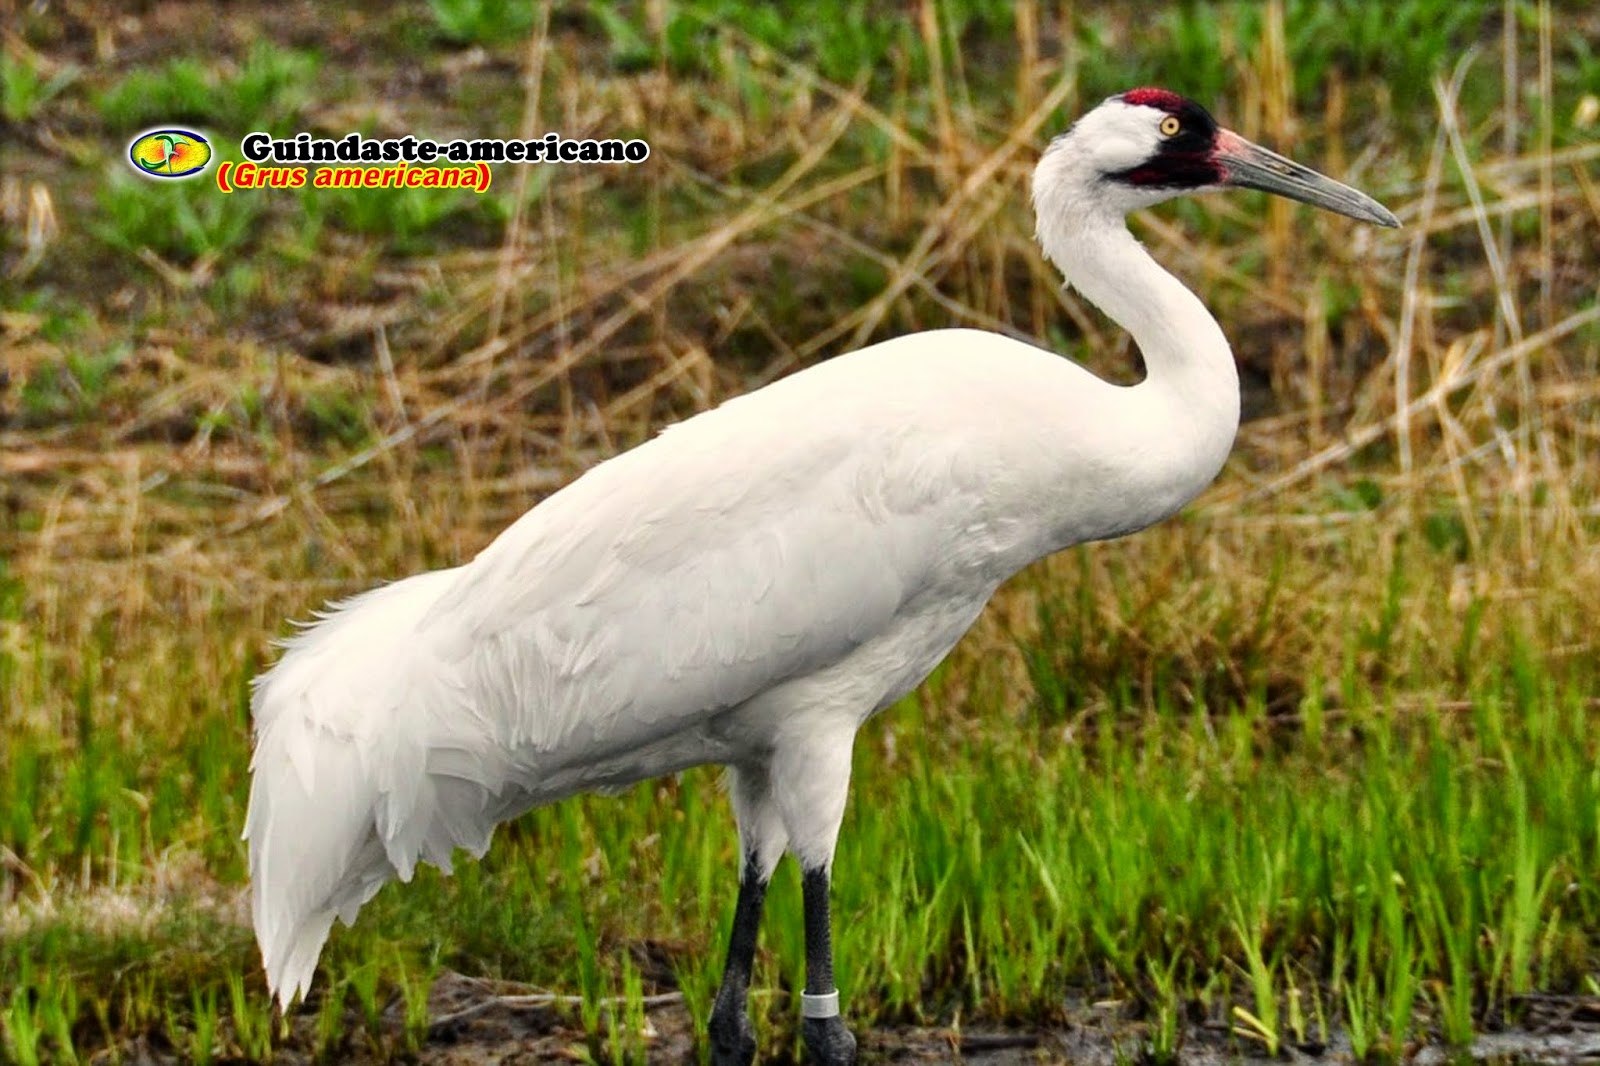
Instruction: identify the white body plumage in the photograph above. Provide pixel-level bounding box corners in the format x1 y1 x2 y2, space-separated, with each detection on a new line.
245 307 1236 1001
246 89 1394 1010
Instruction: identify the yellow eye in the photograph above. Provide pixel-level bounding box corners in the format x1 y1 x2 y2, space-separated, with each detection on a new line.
1159 115 1181 137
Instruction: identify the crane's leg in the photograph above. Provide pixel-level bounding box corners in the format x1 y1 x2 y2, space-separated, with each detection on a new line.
709 766 786 1066
708 853 767 1066
774 717 858 1066
798 863 856 1064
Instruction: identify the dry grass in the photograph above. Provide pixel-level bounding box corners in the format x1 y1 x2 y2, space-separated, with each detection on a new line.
4 1 1596 701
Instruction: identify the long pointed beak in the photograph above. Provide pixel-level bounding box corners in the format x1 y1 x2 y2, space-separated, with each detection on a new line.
1215 129 1399 228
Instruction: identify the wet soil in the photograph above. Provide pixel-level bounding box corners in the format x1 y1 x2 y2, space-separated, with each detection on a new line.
404 974 1600 1064
84 972 1600 1064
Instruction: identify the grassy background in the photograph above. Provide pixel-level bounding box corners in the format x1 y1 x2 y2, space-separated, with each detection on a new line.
3 0 1599 1061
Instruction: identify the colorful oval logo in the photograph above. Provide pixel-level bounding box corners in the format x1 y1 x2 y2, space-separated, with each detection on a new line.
128 129 213 178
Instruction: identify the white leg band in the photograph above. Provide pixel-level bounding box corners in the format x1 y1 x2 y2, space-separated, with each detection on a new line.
801 989 840 1019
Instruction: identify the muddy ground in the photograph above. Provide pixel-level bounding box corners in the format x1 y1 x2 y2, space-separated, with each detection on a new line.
149 973 1593 1065
412 975 1600 1064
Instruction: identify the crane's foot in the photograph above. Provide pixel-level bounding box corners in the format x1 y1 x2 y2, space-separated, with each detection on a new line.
802 1016 857 1065
708 1005 757 1066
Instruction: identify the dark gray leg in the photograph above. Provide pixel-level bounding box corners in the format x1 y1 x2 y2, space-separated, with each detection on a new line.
799 865 857 1065
708 854 768 1066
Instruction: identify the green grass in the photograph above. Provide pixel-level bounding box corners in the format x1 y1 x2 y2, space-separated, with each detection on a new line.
299 180 500 254
94 167 265 264
94 42 319 132
1076 0 1501 123
1 515 1597 1062
426 0 537 47
0 45 78 126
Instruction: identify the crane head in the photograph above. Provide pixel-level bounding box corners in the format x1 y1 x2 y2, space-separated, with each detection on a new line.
1036 87 1399 228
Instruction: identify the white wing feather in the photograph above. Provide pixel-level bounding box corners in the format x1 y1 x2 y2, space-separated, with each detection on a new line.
245 332 1064 1004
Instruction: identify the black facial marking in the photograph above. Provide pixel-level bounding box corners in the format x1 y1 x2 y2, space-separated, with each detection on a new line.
1110 89 1225 190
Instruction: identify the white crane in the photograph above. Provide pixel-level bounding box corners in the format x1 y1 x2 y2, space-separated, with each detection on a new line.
245 88 1397 1065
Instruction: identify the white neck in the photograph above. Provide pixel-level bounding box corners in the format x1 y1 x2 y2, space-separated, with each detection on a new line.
1030 180 1241 539
1038 193 1239 417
